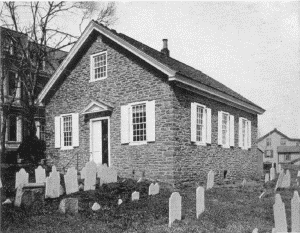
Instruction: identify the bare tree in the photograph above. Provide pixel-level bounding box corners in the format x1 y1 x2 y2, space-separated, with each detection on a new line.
0 1 117 158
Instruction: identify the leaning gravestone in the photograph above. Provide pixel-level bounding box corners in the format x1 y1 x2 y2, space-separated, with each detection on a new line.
84 161 97 191
132 191 140 201
270 165 276 180
64 167 79 195
35 166 46 183
281 170 291 188
169 192 182 227
15 168 29 189
241 178 247 187
265 173 270 183
273 193 287 232
59 198 78 214
291 191 300 233
14 184 25 207
275 170 285 191
45 166 60 198
196 186 205 219
206 170 214 190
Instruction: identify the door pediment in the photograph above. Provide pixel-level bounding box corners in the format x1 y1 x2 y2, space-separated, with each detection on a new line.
81 100 113 115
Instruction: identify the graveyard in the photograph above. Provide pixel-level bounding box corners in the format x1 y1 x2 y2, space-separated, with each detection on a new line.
1 163 300 233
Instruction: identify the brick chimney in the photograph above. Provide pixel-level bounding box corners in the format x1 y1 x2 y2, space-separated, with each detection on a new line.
161 39 170 57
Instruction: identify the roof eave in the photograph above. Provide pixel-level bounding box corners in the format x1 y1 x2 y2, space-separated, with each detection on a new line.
170 74 265 115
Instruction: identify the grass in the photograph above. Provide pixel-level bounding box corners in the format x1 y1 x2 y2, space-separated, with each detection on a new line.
1 167 299 233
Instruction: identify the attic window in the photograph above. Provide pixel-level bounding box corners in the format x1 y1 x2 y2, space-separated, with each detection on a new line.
90 51 107 82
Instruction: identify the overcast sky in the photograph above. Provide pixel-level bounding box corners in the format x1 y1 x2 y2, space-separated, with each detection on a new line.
3 1 299 138
111 1 300 138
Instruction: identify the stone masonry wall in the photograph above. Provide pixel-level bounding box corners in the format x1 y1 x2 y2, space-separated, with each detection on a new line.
45 32 176 183
172 86 259 186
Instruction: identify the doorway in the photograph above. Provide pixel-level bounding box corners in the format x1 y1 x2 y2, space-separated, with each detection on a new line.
90 117 110 166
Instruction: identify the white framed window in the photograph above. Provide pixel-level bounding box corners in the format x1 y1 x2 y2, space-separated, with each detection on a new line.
265 150 273 158
121 100 155 145
90 51 107 81
218 111 234 148
54 113 79 150
284 154 291 161
239 117 252 150
266 138 271 147
191 103 211 145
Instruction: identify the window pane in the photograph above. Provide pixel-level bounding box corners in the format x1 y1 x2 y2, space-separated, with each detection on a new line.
63 115 72 146
8 115 17 141
196 106 204 142
132 103 146 142
94 52 107 79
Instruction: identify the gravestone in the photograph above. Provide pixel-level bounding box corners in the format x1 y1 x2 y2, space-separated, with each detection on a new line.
14 184 25 207
0 178 2 188
277 164 282 174
297 171 300 177
35 166 46 183
132 191 139 201
275 171 285 191
118 199 123 205
291 191 300 233
270 165 276 180
106 167 117 183
59 198 78 214
97 163 108 186
265 173 270 183
84 161 97 191
153 183 160 195
80 167 86 180
64 167 79 195
148 183 155 195
169 192 182 227
45 166 60 198
15 168 29 189
281 170 291 188
241 178 246 187
206 170 214 190
252 228 258 233
196 186 205 219
273 193 287 232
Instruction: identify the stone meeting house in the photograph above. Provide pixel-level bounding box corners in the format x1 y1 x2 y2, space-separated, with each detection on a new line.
37 21 265 185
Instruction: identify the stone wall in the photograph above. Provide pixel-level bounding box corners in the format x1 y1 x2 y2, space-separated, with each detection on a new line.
172 86 259 186
45 32 176 182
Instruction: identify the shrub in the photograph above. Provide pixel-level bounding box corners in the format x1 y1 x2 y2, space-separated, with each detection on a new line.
17 135 46 165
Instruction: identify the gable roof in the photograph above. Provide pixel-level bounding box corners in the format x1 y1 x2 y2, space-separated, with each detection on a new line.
257 128 300 142
37 21 265 114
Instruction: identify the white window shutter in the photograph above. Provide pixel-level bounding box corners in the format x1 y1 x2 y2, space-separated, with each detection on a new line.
72 113 79 147
206 108 211 144
191 103 197 142
121 105 129 144
248 121 252 149
218 111 222 145
54 116 61 148
146 100 155 142
238 117 243 148
17 116 22 142
229 115 234 147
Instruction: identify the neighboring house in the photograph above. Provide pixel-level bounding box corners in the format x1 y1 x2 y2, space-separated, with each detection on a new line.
0 26 67 160
277 146 300 165
257 128 300 170
37 21 265 185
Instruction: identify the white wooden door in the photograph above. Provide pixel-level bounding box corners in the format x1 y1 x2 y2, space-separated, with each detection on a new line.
91 120 102 164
